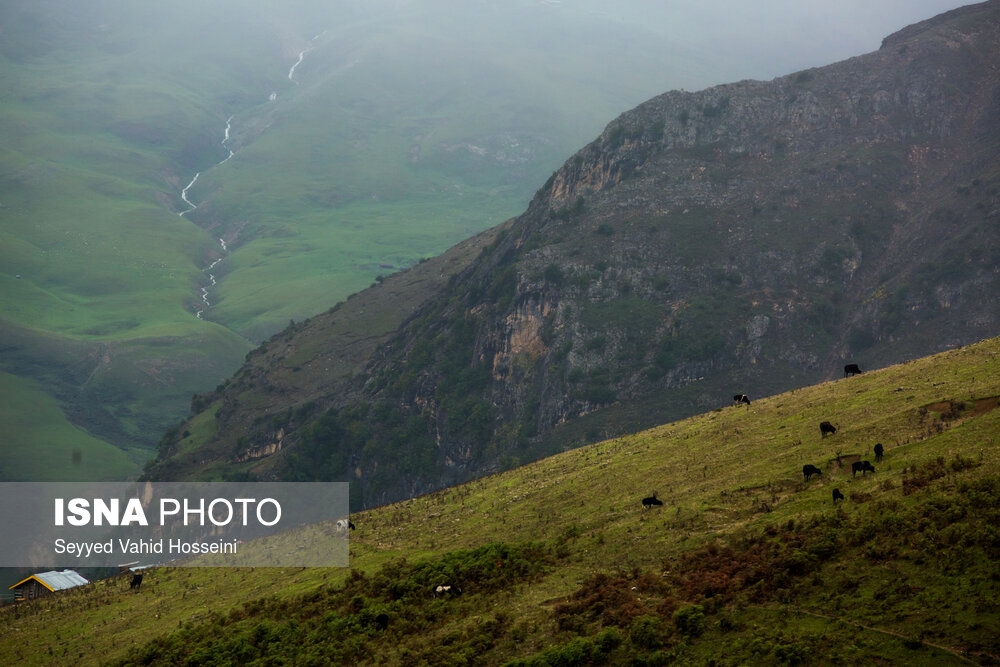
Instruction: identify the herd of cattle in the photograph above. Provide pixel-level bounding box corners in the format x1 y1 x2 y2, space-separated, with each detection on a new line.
651 364 883 509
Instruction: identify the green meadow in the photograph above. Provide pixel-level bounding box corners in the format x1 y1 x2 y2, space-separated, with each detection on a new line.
0 2 277 474
2 336 997 664
0 371 138 481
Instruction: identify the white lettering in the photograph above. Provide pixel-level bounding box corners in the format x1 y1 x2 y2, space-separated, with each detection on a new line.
168 539 239 554
54 497 148 526
118 538 162 554
93 498 117 526
52 539 113 558
121 498 148 526
67 498 90 527
184 498 205 526
235 498 254 525
208 498 233 526
258 498 281 526
160 498 180 524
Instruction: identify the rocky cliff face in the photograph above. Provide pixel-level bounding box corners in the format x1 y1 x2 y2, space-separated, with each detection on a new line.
148 2 1000 509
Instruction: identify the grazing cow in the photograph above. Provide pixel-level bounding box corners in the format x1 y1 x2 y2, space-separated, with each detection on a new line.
873 443 884 462
819 421 837 438
844 364 862 377
375 613 389 630
435 585 460 596
802 464 823 481
851 460 876 477
832 488 844 504
732 394 751 407
130 574 143 591
336 519 356 533
641 493 664 509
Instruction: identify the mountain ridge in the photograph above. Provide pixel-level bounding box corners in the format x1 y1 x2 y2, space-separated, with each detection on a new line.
147 1 1000 511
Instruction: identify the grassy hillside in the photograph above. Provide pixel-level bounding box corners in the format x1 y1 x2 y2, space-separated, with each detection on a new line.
2 336 997 664
0 372 139 481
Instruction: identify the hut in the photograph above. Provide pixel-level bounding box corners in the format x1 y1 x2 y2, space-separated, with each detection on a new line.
8 570 89 601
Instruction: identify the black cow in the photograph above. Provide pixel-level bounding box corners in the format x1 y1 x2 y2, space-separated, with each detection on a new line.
844 364 862 377
832 488 844 504
732 394 751 407
130 574 143 591
642 493 663 509
802 464 823 481
873 443 884 462
851 460 875 477
820 421 837 438
375 613 389 631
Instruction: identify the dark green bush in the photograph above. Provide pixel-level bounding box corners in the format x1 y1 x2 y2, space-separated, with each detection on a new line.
672 605 705 638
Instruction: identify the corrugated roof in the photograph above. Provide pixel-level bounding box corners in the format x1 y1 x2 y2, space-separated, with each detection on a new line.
9 570 89 592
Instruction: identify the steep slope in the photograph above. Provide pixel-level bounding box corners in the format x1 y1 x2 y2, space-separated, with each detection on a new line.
147 2 1000 508
3 336 999 664
142 223 509 490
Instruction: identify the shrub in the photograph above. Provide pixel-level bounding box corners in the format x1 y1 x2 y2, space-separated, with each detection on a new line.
606 124 626 149
700 96 730 118
544 264 565 285
629 615 662 649
673 605 705 638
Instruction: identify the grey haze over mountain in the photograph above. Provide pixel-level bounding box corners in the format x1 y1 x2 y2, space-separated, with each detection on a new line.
544 1 973 91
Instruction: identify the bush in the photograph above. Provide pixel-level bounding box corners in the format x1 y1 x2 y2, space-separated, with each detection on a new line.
544 264 565 285
629 615 662 649
673 605 705 638
605 124 626 149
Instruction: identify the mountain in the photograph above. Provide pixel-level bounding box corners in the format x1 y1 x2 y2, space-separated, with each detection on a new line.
145 2 1000 505
6 0 821 480
3 336 999 664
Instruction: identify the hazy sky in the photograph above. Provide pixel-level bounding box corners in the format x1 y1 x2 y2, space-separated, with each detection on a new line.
583 0 976 91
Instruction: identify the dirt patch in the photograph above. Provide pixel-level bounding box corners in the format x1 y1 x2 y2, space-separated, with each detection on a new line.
921 395 999 421
828 454 861 471
967 395 1000 418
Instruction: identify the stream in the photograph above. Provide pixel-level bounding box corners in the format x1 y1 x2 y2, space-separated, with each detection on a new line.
195 255 224 320
288 31 326 83
179 33 326 319
182 114 234 321
178 172 200 216
219 115 235 165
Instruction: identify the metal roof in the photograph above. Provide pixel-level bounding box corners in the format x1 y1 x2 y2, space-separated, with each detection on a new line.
9 570 89 592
